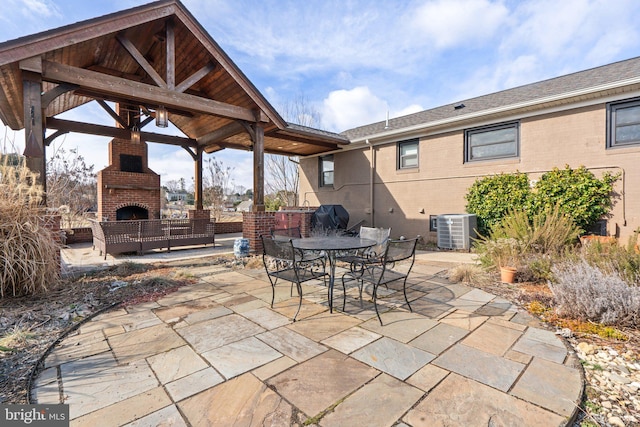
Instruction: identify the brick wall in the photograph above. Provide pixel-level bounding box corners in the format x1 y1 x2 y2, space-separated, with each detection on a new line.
216 221 243 234
64 227 93 244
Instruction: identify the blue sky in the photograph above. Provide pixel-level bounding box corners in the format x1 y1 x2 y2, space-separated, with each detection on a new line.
1 0 640 190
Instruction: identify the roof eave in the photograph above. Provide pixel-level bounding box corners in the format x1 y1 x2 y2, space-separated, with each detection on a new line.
348 76 640 145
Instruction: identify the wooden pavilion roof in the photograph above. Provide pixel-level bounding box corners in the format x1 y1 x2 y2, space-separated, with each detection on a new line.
0 0 347 156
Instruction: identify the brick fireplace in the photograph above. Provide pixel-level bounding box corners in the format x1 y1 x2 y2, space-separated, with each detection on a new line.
97 136 161 221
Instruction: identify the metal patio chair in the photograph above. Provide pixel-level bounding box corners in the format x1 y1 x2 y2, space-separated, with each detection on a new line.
260 235 328 321
341 237 419 325
271 226 327 288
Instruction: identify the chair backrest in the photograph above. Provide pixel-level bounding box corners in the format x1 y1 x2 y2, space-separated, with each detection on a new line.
271 227 302 240
359 226 391 256
261 235 296 261
383 237 418 264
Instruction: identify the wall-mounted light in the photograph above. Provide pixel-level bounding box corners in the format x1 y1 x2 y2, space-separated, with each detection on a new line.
156 105 168 128
130 125 140 143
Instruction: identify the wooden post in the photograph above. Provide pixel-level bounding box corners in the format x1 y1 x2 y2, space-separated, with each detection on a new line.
252 123 265 211
194 146 203 210
22 71 46 198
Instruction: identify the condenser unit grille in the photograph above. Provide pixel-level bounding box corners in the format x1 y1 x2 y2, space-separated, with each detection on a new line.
437 214 477 250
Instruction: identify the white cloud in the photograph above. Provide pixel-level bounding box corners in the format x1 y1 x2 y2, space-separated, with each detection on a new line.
410 0 509 49
21 0 62 18
321 87 388 132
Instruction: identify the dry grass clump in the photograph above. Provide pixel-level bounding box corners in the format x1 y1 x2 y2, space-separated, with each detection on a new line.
447 263 492 286
550 259 640 327
0 157 60 298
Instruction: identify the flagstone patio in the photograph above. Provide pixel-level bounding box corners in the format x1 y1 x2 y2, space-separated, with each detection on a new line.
35 253 583 426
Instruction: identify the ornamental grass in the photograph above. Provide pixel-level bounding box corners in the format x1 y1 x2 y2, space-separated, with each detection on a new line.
0 157 59 298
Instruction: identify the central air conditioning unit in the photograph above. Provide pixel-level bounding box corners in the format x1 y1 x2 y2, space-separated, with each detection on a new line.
436 214 477 250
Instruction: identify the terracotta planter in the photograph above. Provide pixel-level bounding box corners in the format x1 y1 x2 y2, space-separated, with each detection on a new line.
500 266 517 284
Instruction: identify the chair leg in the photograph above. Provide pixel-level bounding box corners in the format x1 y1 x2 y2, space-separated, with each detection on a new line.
402 278 412 312
341 275 348 311
372 283 383 326
292 282 303 322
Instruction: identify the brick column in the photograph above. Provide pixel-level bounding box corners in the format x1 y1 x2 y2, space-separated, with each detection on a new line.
242 211 276 254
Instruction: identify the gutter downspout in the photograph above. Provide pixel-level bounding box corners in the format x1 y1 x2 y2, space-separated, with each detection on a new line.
367 139 375 227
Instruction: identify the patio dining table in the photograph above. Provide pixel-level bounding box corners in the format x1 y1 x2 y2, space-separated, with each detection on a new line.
293 235 376 313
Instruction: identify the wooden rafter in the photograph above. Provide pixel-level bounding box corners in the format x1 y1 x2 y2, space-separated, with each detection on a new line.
116 34 167 89
41 60 268 122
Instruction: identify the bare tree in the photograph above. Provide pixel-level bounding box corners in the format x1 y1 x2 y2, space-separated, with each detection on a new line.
204 157 234 220
46 146 96 228
267 93 321 208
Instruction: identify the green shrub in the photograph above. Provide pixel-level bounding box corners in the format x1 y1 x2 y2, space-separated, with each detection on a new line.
465 172 530 236
465 166 619 237
530 165 619 231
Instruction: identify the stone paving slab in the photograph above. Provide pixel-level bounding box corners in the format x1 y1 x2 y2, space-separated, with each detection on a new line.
267 349 379 417
62 359 158 419
256 327 327 362
201 336 282 379
512 327 568 363
360 311 438 343
404 373 565 426
461 320 524 356
320 326 381 354
70 387 172 427
352 337 435 380
109 324 186 364
510 357 582 417
433 343 525 392
146 345 208 384
320 373 423 427
409 322 470 355
164 366 224 401
176 313 265 353
123 404 187 427
287 311 361 341
179 373 293 425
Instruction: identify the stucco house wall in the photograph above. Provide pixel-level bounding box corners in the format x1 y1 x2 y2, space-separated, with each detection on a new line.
299 94 640 243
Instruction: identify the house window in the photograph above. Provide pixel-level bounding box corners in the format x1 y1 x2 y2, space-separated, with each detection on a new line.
607 98 640 148
465 122 519 162
319 155 334 187
398 139 419 169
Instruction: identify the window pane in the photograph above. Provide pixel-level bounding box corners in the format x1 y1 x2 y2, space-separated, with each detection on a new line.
398 141 418 169
322 158 334 172
616 106 640 126
323 171 334 186
401 155 418 168
470 127 516 147
467 123 518 161
616 124 640 144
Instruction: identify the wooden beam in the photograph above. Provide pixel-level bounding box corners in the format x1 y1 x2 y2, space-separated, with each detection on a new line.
194 146 203 209
166 19 175 90
46 117 197 148
196 121 244 146
116 34 167 89
252 123 265 211
19 56 42 73
41 83 78 108
41 60 267 122
22 72 46 196
44 129 68 146
96 99 128 128
175 62 215 93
